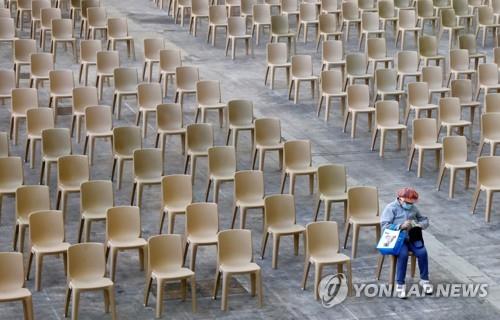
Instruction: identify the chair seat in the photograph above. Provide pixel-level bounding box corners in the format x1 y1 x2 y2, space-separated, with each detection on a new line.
349 216 379 225
152 267 194 280
115 89 136 95
320 192 347 202
220 262 260 274
88 130 113 138
422 55 444 61
32 242 70 254
229 123 254 130
16 216 29 225
158 128 186 135
210 173 235 181
187 150 208 156
0 288 31 301
0 183 22 194
415 142 442 149
411 104 437 110
484 137 500 143
135 177 162 184
228 34 252 39
323 91 346 97
349 107 375 113
286 166 316 174
58 183 81 192
108 238 147 249
164 202 188 213
378 124 406 130
379 89 405 96
445 161 476 169
272 32 295 38
370 57 393 62
114 153 132 160
188 234 217 245
82 209 106 220
400 27 421 31
429 87 450 94
199 102 226 110
268 223 305 235
256 142 283 150
236 198 264 208
51 92 72 98
70 277 113 290
310 252 350 264
452 68 475 74
398 71 421 77
268 62 291 68
110 35 133 41
442 120 470 127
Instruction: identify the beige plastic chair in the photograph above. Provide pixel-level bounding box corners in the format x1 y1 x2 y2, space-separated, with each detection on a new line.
0 132 8 157
366 38 393 72
112 67 138 119
79 0 100 38
472 156 500 222
95 50 120 100
297 3 319 43
195 80 227 127
302 221 353 299
438 97 471 140
416 0 438 31
343 186 380 258
0 157 23 224
422 65 449 100
265 42 290 90
184 123 214 184
175 0 192 27
475 63 500 100
408 118 442 177
231 170 264 229
13 39 36 87
84 105 113 165
378 0 398 32
484 93 500 113
373 69 405 104
453 0 474 27
79 180 113 242
241 0 257 22
71 86 98 143
29 52 53 89
131 148 163 207
111 126 142 190
26 210 69 291
396 51 421 89
437 136 476 198
69 0 82 27
137 83 162 138
340 1 361 41
478 113 500 157
213 229 263 311
64 243 117 320
0 69 15 106
40 128 71 185
226 99 254 149
270 15 296 54
396 9 420 49
155 103 185 155
106 17 135 59
316 14 342 52
205 146 236 203
280 140 317 195
49 69 74 120
160 175 192 234
10 88 38 146
185 202 219 270
250 4 271 46
358 12 384 50
207 5 228 46
144 234 196 318
344 53 371 89
448 49 475 87
459 33 486 69
143 38 164 82
450 79 480 130
30 0 51 39
189 0 209 37
476 6 500 47
39 8 61 50
25 108 54 169
56 155 89 218
404 82 437 125
85 7 107 40
105 206 147 281
252 118 283 171
438 8 463 49
174 66 199 107
317 70 346 122
261 194 305 269
159 49 182 98
371 101 408 157
226 16 253 60
343 84 375 138
0 252 34 320
314 164 347 222
50 18 77 63
288 55 319 104
418 35 445 68
13 185 50 253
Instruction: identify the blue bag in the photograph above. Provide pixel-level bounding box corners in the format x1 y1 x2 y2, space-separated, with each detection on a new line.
376 224 406 255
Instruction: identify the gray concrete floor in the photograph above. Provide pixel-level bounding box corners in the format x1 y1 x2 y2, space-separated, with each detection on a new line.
1 0 500 319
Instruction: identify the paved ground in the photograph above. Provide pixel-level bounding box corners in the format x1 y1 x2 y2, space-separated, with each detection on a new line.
1 0 500 319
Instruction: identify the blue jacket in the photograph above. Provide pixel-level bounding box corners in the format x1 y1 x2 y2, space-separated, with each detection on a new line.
380 199 429 232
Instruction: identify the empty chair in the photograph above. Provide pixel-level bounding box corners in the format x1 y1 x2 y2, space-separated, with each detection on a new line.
340 1 361 41
472 156 500 222
13 185 50 253
439 8 464 49
476 63 500 100
408 118 442 177
95 50 120 100
438 97 471 139
343 186 380 258
131 149 163 207
13 39 36 87
378 0 398 32
225 16 253 60
112 67 138 119
231 170 264 229
56 155 89 218
366 38 393 72
174 66 199 107
189 0 209 37
371 101 408 157
265 42 291 90
344 53 371 89
79 0 100 38
226 99 254 149
373 69 405 103
0 69 15 106
106 206 147 281
213 229 263 311
418 35 445 68
39 8 61 50
396 9 420 49
302 221 353 300
155 103 186 154
270 15 296 54
0 157 23 224
64 243 117 320
437 136 476 198
107 17 135 59
27 210 69 291
25 108 54 169
85 7 107 40
143 38 164 82
10 88 38 146
261 194 305 269
51 19 77 63
144 235 196 318
448 49 475 86
251 4 271 45
297 3 319 43
314 164 347 222
404 82 437 125
459 33 486 69
111 126 142 190
397 51 421 89
195 80 227 127
30 0 51 39
422 65 450 99
416 0 438 31
49 69 74 120
79 180 113 242
358 12 384 50
206 146 236 203
137 83 162 138
29 52 53 89
84 105 113 165
184 123 214 184
159 175 192 234
450 79 480 130
316 14 342 51
252 118 283 171
0 252 34 320
175 0 192 27
478 113 500 157
208 5 228 46
476 6 500 47
159 49 182 97
280 140 317 195
288 55 319 104
71 86 98 143
453 0 474 27
344 84 375 138
184 202 218 271
317 70 346 122
40 128 71 186
484 93 500 113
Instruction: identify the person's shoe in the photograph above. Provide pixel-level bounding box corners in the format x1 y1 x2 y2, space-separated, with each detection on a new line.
419 280 433 295
395 284 407 299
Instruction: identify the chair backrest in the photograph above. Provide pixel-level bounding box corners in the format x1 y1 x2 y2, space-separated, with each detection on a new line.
32 0 51 20
40 8 61 28
342 1 359 20
26 108 54 136
254 118 281 146
49 69 74 95
133 148 163 179
291 55 313 77
306 221 340 256
148 234 184 272
87 7 106 26
114 67 138 92
96 50 120 74
481 113 500 138
375 69 398 91
346 53 367 75
478 63 498 86
241 0 257 14
300 3 318 21
160 50 182 73
106 206 141 241
438 97 462 123
29 210 65 246
443 135 468 164
112 126 142 156
440 8 456 27
30 53 54 78
16 185 50 222
161 175 192 208
449 49 469 71
186 123 214 152
271 15 290 35
375 100 400 126
41 128 71 159
421 66 443 89
412 118 438 144
234 170 264 202
317 164 346 196
57 155 89 186
361 12 379 31
196 80 222 105
347 186 378 218
253 4 271 24
477 156 500 187
485 93 500 113
52 18 73 39
416 0 434 17
176 66 199 91
228 99 253 126
12 88 38 115
67 243 106 282
228 16 247 36
408 82 430 107
319 14 338 33
217 229 253 266
0 252 25 291
209 5 228 25
320 70 343 94
398 8 417 28
186 202 219 236
0 69 15 96
156 103 183 130
458 33 479 54
284 140 312 169
451 79 474 103
81 180 113 214
144 38 164 61
347 84 370 109
452 0 469 15
107 17 128 38
208 146 236 177
14 39 36 63
397 50 419 73
267 42 288 64
85 105 112 133
72 86 98 114
0 18 15 39
367 38 386 59
0 157 23 188
192 0 209 15
478 5 494 25
418 35 438 57
138 83 162 109
264 194 296 227
378 0 395 19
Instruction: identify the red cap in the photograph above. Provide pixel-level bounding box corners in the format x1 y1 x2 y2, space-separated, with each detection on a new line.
397 187 419 200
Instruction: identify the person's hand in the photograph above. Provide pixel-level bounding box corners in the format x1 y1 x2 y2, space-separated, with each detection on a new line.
400 220 412 230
